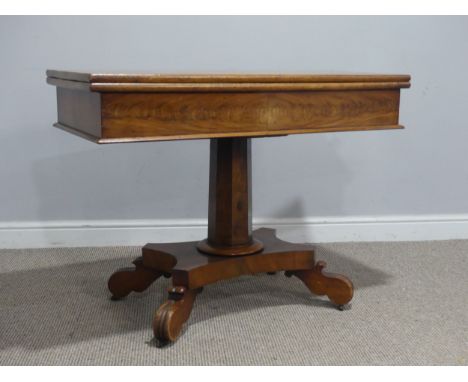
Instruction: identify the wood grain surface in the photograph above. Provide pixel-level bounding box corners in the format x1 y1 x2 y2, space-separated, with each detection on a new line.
100 90 401 141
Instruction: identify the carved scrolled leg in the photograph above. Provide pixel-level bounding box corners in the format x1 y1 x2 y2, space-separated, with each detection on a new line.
286 260 354 308
153 286 201 342
108 257 163 300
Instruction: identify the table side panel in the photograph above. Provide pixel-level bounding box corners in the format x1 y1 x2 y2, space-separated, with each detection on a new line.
100 90 401 142
56 88 102 140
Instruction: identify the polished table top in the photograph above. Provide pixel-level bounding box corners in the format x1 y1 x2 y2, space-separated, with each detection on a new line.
47 70 410 143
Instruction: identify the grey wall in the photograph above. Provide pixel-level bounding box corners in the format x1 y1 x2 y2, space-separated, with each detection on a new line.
1 16 468 224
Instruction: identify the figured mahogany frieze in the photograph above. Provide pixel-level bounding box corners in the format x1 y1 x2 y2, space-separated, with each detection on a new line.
100 90 400 140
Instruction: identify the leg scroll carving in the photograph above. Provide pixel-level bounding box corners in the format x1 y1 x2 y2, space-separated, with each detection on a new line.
108 257 163 300
153 286 201 342
286 260 354 308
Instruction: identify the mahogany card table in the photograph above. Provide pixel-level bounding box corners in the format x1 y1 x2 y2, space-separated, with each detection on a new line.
47 70 410 343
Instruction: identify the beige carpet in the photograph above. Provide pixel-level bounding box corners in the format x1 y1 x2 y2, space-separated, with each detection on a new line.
0 239 467 365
